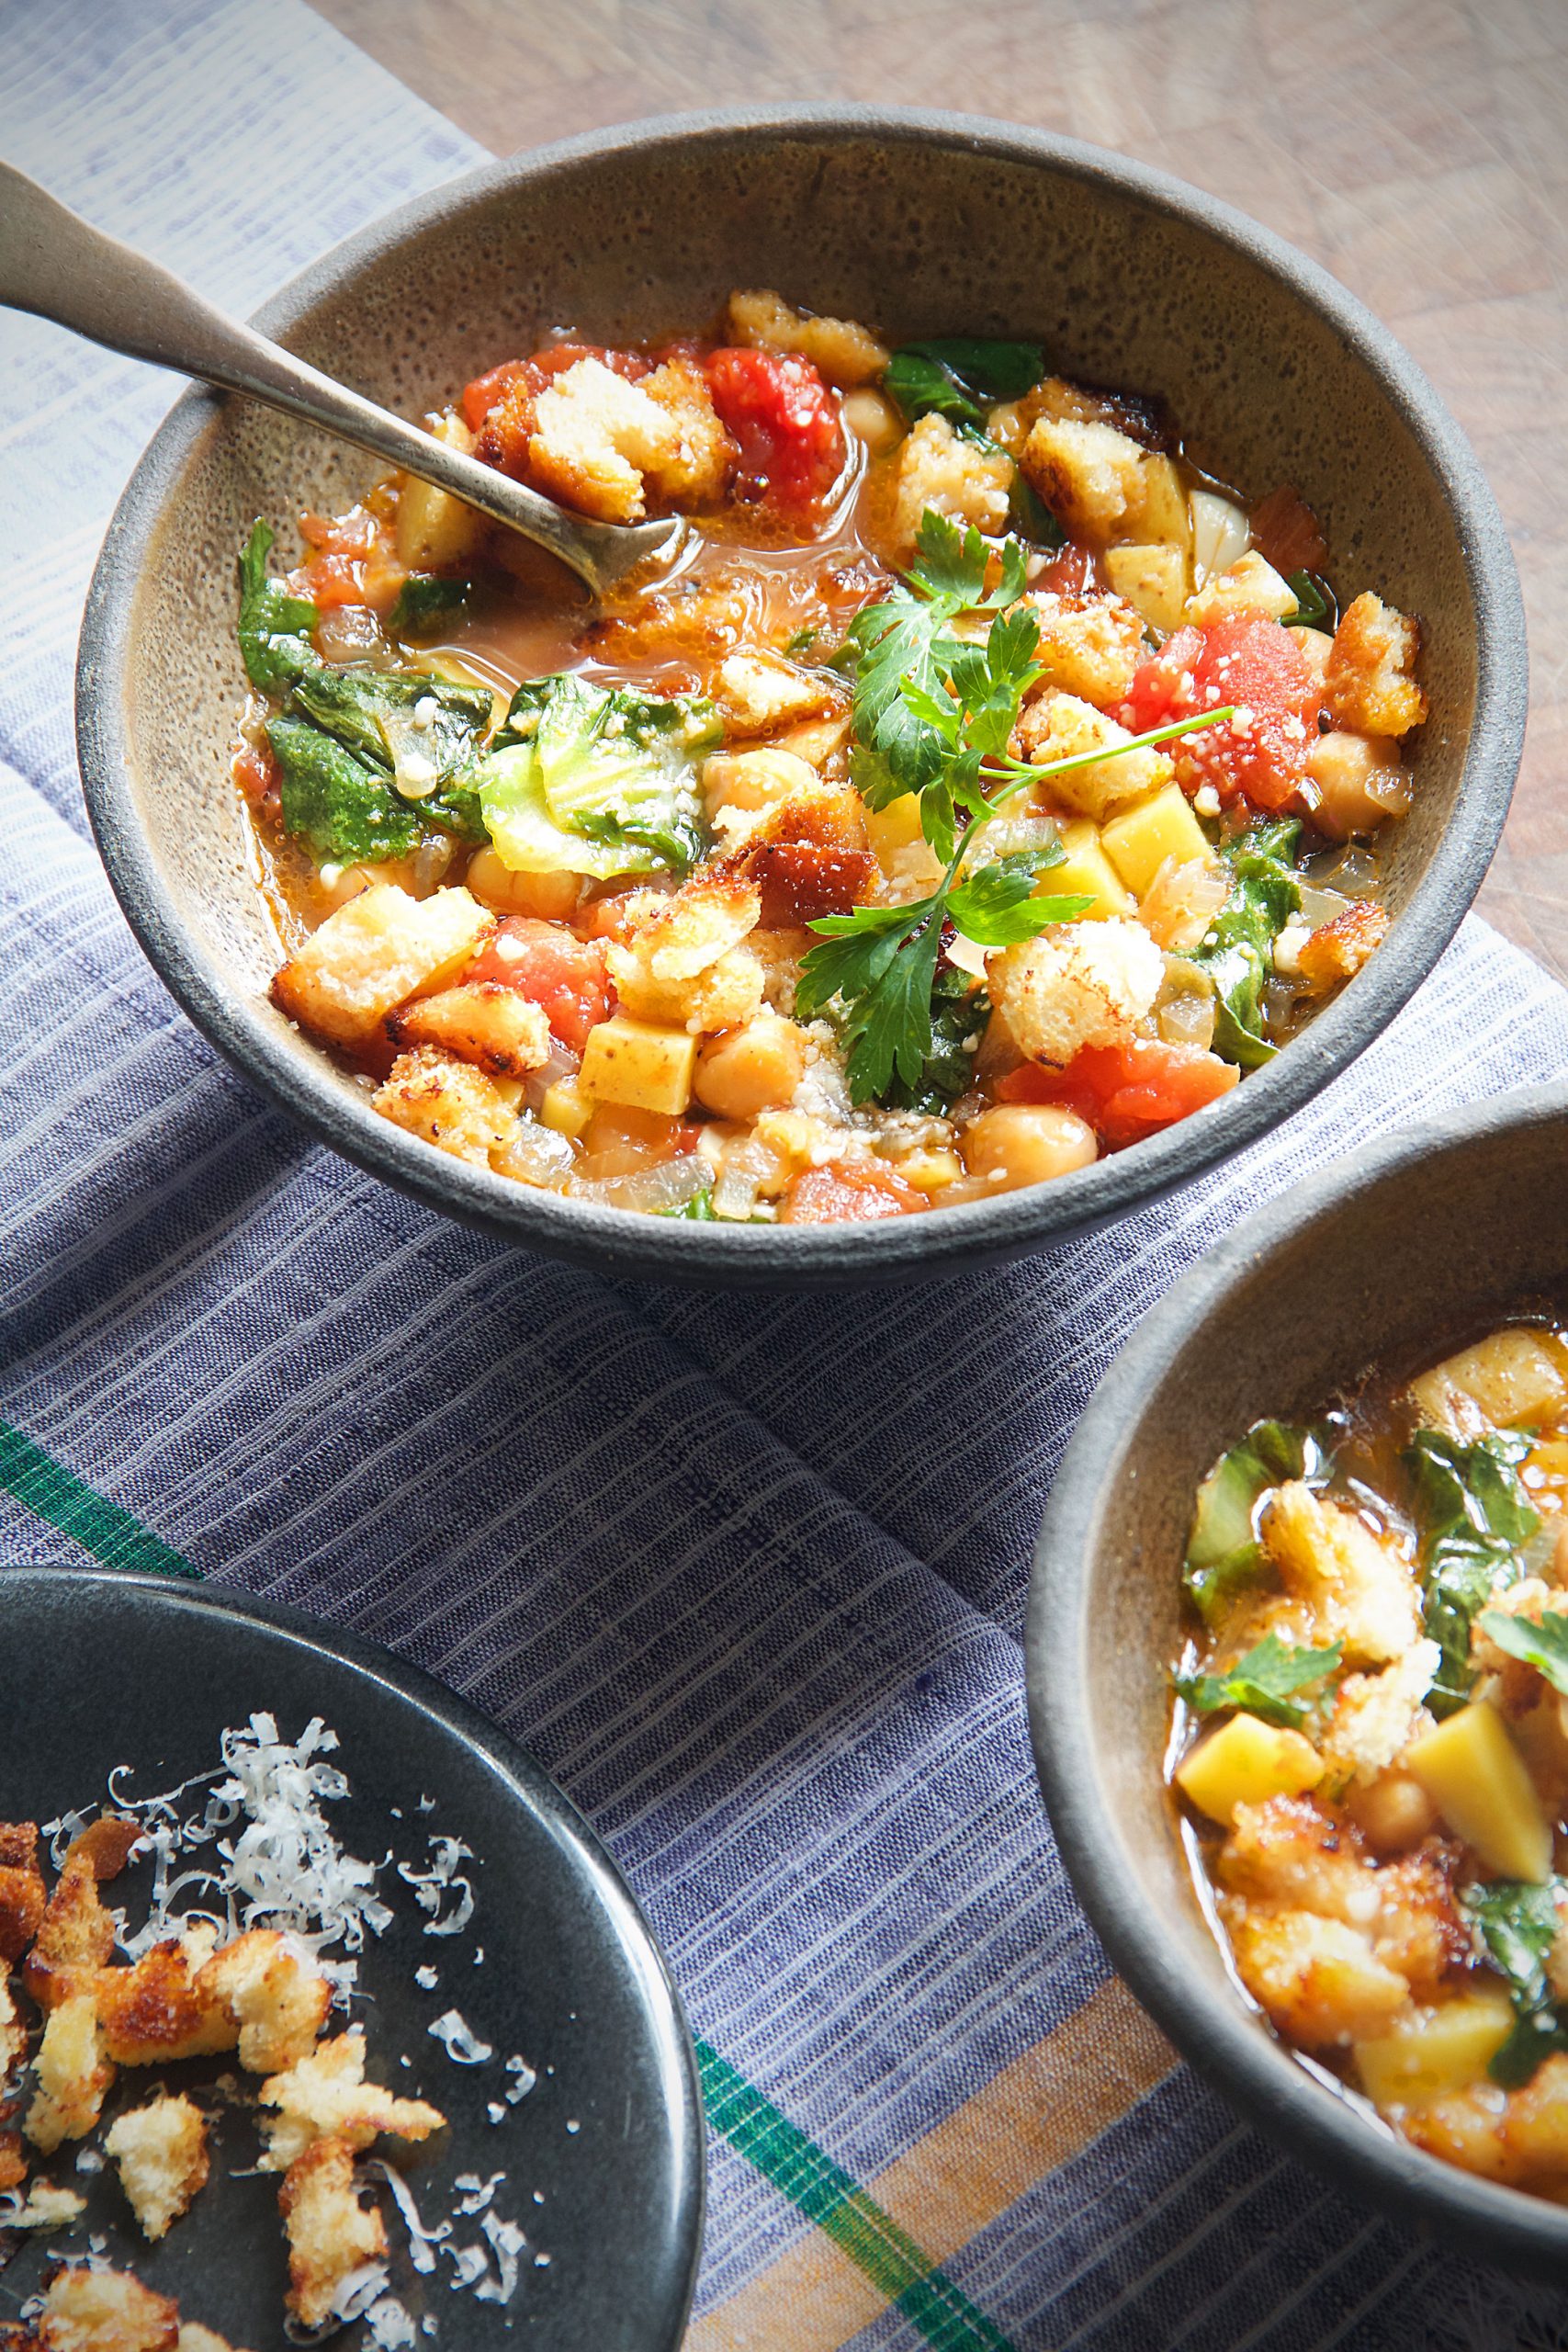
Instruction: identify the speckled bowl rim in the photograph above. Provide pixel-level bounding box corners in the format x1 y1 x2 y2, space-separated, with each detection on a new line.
77 105 1529 1288
1029 1082 1568 2279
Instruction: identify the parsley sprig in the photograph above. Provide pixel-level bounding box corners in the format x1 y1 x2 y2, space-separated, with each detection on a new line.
799 511 1235 1104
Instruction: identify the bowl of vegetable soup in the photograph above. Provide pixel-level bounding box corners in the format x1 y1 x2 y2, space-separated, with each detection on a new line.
1031 1084 1568 2277
78 108 1527 1283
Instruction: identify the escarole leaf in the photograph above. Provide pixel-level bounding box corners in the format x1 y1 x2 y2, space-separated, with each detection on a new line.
1460 1880 1568 2088
1184 1419 1325 1625
265 718 425 865
883 337 1046 429
238 520 320 694
390 572 476 639
288 666 494 844
479 673 717 879
1404 1428 1538 1717
1173 1634 1343 1731
1185 818 1303 1070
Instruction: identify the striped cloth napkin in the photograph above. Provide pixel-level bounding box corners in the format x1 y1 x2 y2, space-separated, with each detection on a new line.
4 8 1567 2346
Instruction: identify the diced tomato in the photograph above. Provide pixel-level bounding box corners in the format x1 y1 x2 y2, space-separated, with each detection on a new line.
299 550 368 610
299 508 377 557
705 347 845 511
1122 614 1319 812
1248 484 1327 577
997 1040 1238 1148
231 741 274 807
1032 542 1101 598
530 342 649 382
778 1161 926 1224
465 918 610 1053
460 360 544 432
578 1103 702 1180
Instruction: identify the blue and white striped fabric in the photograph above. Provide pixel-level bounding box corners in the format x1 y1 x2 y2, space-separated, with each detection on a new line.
4 9 1567 2346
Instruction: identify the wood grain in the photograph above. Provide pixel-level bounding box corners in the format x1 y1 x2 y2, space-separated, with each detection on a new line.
311 0 1568 980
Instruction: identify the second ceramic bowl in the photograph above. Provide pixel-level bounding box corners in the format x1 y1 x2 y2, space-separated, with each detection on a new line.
78 108 1527 1284
1030 1083 1568 2278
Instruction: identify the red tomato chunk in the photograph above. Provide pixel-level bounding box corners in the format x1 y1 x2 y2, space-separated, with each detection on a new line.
778 1162 927 1224
465 919 610 1054
705 348 845 511
998 1040 1237 1148
1123 615 1319 812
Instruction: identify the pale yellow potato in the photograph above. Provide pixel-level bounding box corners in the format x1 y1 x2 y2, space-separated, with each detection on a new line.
578 1014 699 1116
395 411 486 570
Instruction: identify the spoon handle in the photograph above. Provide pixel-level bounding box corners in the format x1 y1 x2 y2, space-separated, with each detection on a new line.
0 162 680 598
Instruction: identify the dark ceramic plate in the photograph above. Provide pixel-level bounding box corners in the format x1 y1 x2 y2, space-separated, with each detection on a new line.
77 107 1527 1287
1029 1083 1568 2279
0 1568 702 2348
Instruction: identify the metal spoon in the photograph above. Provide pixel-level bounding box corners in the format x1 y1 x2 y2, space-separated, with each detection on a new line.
0 161 682 600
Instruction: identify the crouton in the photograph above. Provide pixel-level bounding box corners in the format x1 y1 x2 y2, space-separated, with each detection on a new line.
727 288 889 388
257 2029 446 2172
1403 2084 1518 2182
25 1993 113 2153
1226 1905 1412 2048
1503 2052 1568 2181
1325 592 1427 737
1217 1794 1464 1997
0 2129 25 2190
94 1936 234 2068
1296 899 1390 995
373 1045 524 1169
526 356 682 525
887 413 1011 559
1320 1639 1440 1790
987 918 1163 1069
272 884 492 1051
712 650 842 737
24 1854 115 2009
638 357 736 506
1023 589 1147 706
1020 414 1147 542
1 1974 25 2084
0 1824 47 1963
196 1931 331 2075
39 2264 181 2352
1013 691 1176 822
62 1817 142 1885
0 2184 83 2226
1261 1483 1422 1665
388 980 551 1078
105 2093 209 2241
175 2331 254 2352
278 2134 389 2330
606 872 764 1033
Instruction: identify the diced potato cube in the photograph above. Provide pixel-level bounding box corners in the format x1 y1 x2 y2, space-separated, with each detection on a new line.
896 1148 964 1195
578 1015 697 1115
1355 1986 1517 2111
1048 820 1136 921
1186 549 1298 626
1175 1712 1325 1827
540 1077 592 1141
1136 455 1192 554
395 413 486 571
272 885 491 1049
1409 1329 1568 1437
1407 1702 1552 1882
1104 543 1189 636
1100 783 1214 900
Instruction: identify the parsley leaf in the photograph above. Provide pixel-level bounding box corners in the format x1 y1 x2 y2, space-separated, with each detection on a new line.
839 910 946 1102
1282 570 1335 631
238 520 320 694
886 963 988 1116
1477 1608 1568 1697
1184 1419 1325 1624
1185 818 1303 1069
1173 1634 1343 1730
1404 1428 1538 1715
883 338 1046 430
947 856 1092 946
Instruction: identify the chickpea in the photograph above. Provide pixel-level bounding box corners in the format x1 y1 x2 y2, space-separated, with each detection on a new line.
466 845 581 921
1346 1770 1438 1855
1287 625 1333 684
1306 731 1410 841
960 1104 1099 1191
694 1015 810 1122
701 747 818 820
840 388 903 457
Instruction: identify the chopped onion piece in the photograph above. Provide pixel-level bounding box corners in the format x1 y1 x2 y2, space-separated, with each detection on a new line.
1189 491 1250 585
572 1153 712 1215
498 1118 576 1192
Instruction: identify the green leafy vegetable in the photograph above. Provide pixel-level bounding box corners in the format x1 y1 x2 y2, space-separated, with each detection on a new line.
265 718 426 865
287 666 494 843
1478 1607 1568 1697
390 573 475 639
886 966 988 1116
1404 1428 1539 1716
238 521 320 694
1461 1880 1568 2087
1185 819 1303 1069
1172 1633 1343 1730
479 673 718 880
657 1187 717 1221
1184 1419 1320 1624
884 338 1046 428
784 625 818 657
1282 571 1335 632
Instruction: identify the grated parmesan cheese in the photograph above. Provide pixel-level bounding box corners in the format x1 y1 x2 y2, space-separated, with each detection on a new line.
429 2009 494 2064
397 1837 476 1939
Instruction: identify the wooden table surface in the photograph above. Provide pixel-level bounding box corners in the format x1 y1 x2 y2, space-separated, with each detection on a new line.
314 0 1568 983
